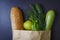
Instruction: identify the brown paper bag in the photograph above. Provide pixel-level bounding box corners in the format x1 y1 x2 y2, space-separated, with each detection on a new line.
13 30 51 40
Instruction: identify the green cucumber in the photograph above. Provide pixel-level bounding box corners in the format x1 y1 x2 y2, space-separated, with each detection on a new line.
45 10 55 31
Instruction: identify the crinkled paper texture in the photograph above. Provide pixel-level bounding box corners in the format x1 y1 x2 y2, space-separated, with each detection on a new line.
13 30 51 40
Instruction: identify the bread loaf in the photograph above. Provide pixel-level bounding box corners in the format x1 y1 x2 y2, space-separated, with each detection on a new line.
10 7 24 30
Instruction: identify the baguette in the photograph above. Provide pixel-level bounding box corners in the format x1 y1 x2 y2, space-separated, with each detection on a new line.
10 7 24 30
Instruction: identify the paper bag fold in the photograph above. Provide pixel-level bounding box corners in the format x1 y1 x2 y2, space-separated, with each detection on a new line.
13 30 51 40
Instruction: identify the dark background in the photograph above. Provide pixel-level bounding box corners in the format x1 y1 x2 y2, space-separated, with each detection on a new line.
0 0 60 40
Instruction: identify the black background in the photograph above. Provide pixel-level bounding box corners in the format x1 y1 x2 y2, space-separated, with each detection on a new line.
0 0 60 40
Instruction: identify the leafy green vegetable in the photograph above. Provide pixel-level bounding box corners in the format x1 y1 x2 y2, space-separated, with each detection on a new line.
29 4 40 30
35 3 45 30
27 3 45 30
45 10 55 31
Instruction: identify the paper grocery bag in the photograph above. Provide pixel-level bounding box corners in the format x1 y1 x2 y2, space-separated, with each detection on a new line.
13 30 51 40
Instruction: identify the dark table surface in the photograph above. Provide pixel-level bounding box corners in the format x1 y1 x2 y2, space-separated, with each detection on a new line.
0 0 60 40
